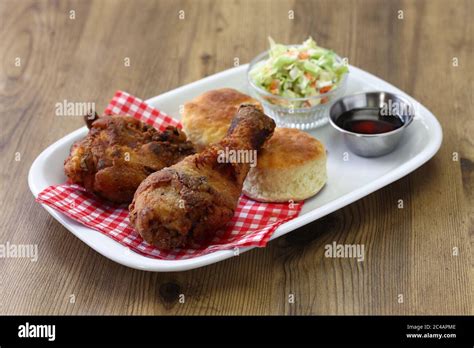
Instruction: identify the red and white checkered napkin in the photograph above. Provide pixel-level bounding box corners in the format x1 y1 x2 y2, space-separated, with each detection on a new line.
36 91 304 260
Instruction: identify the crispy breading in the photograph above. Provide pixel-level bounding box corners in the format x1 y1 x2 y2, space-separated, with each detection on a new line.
129 105 276 249
64 115 195 203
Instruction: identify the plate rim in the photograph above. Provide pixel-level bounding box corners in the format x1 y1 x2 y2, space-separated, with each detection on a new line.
28 64 443 272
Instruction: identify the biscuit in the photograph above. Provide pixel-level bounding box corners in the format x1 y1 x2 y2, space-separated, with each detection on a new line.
243 128 327 202
182 88 262 150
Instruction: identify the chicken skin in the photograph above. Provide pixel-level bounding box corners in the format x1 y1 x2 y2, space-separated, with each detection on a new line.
129 105 276 249
64 115 195 204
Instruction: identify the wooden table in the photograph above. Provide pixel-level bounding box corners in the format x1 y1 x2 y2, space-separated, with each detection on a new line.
0 0 472 315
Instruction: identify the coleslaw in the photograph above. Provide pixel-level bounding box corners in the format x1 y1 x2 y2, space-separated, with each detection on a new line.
249 37 348 103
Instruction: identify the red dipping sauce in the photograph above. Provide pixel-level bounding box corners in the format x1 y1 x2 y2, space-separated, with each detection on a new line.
336 109 404 134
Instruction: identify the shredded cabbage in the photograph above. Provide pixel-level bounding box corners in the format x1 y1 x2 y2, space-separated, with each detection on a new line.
250 37 348 101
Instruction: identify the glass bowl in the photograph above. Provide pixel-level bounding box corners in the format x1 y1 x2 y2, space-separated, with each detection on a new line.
247 48 349 130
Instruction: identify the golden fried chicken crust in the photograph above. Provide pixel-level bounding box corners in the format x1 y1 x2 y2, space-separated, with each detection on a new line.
129 105 276 249
64 115 195 203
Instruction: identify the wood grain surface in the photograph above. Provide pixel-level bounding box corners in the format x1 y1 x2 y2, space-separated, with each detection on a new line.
0 0 472 315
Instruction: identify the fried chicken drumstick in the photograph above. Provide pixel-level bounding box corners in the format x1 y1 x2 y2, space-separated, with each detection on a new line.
64 115 195 203
129 105 276 249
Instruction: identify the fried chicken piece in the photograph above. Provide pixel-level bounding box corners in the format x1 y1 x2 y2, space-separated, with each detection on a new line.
64 115 195 203
129 105 276 249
